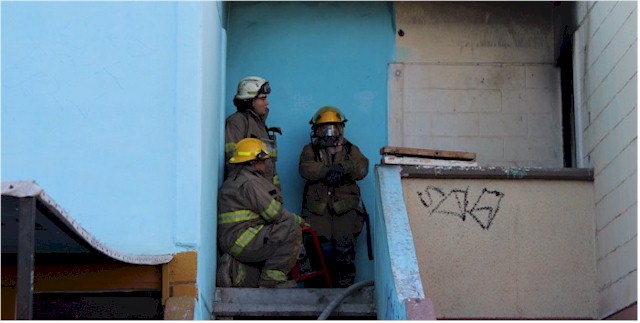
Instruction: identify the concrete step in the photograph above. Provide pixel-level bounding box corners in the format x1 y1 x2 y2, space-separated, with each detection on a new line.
213 286 376 319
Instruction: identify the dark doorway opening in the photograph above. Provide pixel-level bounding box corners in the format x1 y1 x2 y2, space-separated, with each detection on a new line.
557 25 576 168
33 291 163 320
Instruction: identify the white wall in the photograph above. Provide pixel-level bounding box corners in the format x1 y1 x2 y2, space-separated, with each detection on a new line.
573 1 637 318
390 2 562 167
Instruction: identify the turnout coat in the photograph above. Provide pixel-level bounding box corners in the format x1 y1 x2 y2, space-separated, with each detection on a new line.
298 139 369 238
225 110 280 188
218 165 302 282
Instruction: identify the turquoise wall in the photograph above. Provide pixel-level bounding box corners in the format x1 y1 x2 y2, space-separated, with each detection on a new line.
226 1 394 279
3 1 175 254
2 1 226 318
3 0 394 317
375 166 432 319
195 2 226 319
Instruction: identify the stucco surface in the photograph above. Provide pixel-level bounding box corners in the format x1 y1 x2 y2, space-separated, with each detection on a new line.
402 178 597 319
395 2 553 64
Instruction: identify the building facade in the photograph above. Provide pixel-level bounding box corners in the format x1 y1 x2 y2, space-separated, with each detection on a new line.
1 1 635 319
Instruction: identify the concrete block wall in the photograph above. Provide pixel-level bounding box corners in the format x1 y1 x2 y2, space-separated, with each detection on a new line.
573 1 637 318
390 2 562 167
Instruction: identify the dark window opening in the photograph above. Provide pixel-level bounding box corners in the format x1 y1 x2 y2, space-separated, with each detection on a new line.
556 25 576 168
33 291 163 320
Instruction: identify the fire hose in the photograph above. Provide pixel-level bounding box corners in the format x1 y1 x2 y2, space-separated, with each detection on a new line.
317 280 375 320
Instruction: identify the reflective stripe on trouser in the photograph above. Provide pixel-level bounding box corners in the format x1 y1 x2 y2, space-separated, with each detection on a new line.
229 225 264 257
260 269 288 282
231 213 302 282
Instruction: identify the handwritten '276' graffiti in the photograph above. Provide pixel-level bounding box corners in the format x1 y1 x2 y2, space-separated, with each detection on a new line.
417 186 505 230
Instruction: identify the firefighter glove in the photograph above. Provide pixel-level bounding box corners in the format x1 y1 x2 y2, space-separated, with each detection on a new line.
325 165 345 183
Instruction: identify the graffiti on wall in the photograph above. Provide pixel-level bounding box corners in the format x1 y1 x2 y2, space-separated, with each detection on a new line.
417 186 505 230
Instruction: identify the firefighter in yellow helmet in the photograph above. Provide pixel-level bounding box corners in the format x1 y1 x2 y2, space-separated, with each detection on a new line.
225 76 282 194
217 138 306 288
298 106 369 288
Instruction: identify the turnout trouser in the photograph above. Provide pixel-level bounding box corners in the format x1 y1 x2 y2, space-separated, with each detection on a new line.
231 215 302 286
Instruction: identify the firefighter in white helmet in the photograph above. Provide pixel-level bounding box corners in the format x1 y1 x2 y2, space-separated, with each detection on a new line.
298 106 369 288
217 138 306 288
225 76 282 195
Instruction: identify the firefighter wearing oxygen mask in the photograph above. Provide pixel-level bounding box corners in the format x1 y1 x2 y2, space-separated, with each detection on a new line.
298 106 369 288
225 76 282 195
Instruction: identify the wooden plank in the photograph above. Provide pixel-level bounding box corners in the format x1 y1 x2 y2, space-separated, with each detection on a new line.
380 146 476 161
17 197 36 320
215 287 374 305
214 287 375 317
2 263 162 292
382 155 478 167
1 286 17 320
398 166 595 181
215 302 373 317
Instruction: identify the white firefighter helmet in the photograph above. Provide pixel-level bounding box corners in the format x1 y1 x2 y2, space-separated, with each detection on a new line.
234 76 271 100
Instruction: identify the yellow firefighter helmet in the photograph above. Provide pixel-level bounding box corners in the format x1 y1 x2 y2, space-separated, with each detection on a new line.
309 106 348 125
229 138 271 164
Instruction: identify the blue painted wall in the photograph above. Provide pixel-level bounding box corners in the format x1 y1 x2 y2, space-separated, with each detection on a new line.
3 0 394 317
226 1 394 279
374 165 432 319
2 2 225 318
1 2 226 318
190 2 227 319
3 1 177 254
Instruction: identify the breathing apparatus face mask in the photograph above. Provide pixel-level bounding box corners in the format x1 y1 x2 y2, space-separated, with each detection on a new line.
312 124 344 147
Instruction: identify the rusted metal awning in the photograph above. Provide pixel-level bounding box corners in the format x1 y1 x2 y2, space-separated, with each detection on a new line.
1 180 173 319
